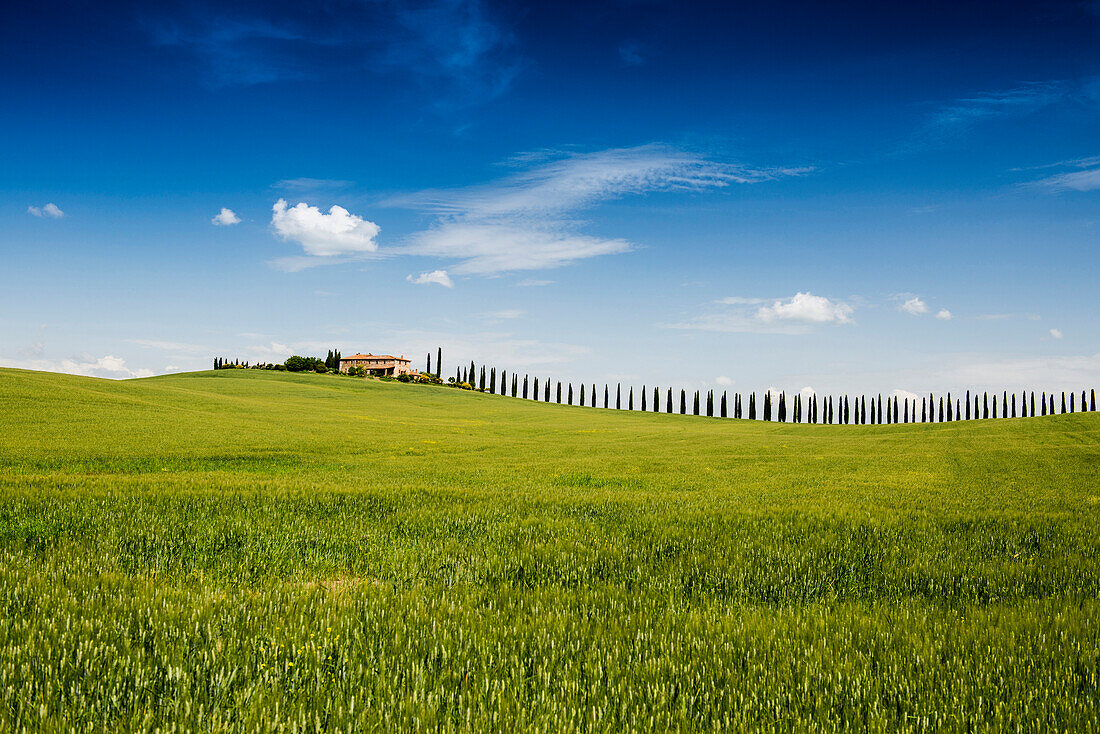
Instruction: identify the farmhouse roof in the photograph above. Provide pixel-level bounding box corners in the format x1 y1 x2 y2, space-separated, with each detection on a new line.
342 354 409 362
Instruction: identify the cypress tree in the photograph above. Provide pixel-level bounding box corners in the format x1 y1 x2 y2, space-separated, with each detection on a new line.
616 384 622 410
556 382 561 404
921 398 927 423
1011 393 1016 418
545 379 551 402
992 393 997 419
457 367 462 383
956 399 960 420
893 396 899 424
1041 391 1046 416
512 374 518 397
736 393 743 419
680 390 687 415
903 399 908 423
1049 394 1054 414
983 393 989 419
938 397 944 422
973 394 978 420
531 376 537 400
763 392 772 421
640 386 646 412
1083 390 1088 412
592 385 596 408
878 395 884 424
778 392 786 422
480 366 486 391
749 393 756 420
461 367 467 384
568 383 573 405
1021 392 1028 418
425 352 430 374
1003 391 1008 418
947 393 952 421
653 386 659 412
437 348 442 378
721 391 728 418
1070 392 1075 413
692 391 699 416
1092 389 1096 412
605 385 609 409
470 361 476 387
628 387 634 411
667 388 673 414
965 391 970 420
580 383 585 406
707 390 714 417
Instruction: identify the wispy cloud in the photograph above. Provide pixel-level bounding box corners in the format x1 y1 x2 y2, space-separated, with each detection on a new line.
899 296 928 315
145 0 521 104
0 354 153 379
665 292 854 334
1026 155 1100 192
274 178 356 192
389 144 810 276
928 82 1066 133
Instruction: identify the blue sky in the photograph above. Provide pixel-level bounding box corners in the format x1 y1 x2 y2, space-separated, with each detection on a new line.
2 0 1098 398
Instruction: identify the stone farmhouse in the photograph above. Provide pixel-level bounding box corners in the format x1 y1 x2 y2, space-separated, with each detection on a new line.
338 353 417 377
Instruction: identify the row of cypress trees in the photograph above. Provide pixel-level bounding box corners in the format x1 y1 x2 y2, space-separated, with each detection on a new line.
443 361 1097 423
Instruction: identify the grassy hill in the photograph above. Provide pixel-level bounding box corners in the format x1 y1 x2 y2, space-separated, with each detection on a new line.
1 368 1098 731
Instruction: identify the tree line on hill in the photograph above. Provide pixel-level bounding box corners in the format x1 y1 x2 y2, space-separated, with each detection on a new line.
213 349 343 373
439 356 1096 423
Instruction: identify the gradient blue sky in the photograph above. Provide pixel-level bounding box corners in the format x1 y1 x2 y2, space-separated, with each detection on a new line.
3 0 1098 398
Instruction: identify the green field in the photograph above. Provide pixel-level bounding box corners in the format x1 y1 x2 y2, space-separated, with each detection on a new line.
1 368 1098 732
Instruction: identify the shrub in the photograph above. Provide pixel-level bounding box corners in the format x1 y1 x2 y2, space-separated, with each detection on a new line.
397 373 413 383
313 364 328 374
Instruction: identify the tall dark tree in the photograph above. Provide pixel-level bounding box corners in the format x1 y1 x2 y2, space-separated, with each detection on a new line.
692 391 699 416
983 393 989 419
591 385 596 408
1003 391 1008 418
903 399 908 423
616 384 622 410
965 391 970 420
1092 389 1096 412
1070 392 1075 413
531 376 537 400
461 367 467 383
512 374 518 397
777 392 786 422
605 385 610 409
893 396 899 424
640 386 646 412
680 389 687 415
628 387 634 411
470 361 476 387
749 393 756 420
580 383 586 407
556 382 562 404
425 352 431 375
721 391 728 418
992 393 997 419
938 397 944 422
1011 393 1016 418
545 378 551 402
653 386 659 412
947 393 953 421
1041 391 1047 416
735 393 742 419
921 398 927 423
480 366 486 391
436 348 442 379
667 388 673 414
1049 394 1055 414
1061 392 1066 414
707 390 714 417
568 383 573 405
763 392 772 422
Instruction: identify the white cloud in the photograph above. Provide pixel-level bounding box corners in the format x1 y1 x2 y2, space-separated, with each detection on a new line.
798 386 816 400
390 144 810 276
891 389 921 401
665 292 854 334
715 375 734 386
1050 328 1063 339
515 278 553 287
941 353 1100 390
211 207 241 225
1027 156 1100 192
407 269 454 288
756 292 854 324
935 309 953 320
271 198 380 259
900 297 929 315
28 203 64 219
0 354 153 379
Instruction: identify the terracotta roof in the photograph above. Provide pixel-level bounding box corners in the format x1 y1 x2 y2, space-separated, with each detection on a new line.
341 354 409 362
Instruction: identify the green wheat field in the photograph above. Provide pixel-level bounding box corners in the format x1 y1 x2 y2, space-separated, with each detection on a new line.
1 367 1098 732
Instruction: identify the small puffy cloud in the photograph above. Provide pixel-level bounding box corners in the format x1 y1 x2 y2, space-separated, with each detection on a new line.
1050 328 1063 339
799 386 816 400
891 389 921 401
900 297 929 315
407 269 454 288
756 292 853 324
715 376 734 386
211 207 241 225
935 309 953 320
28 203 64 218
271 199 380 258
